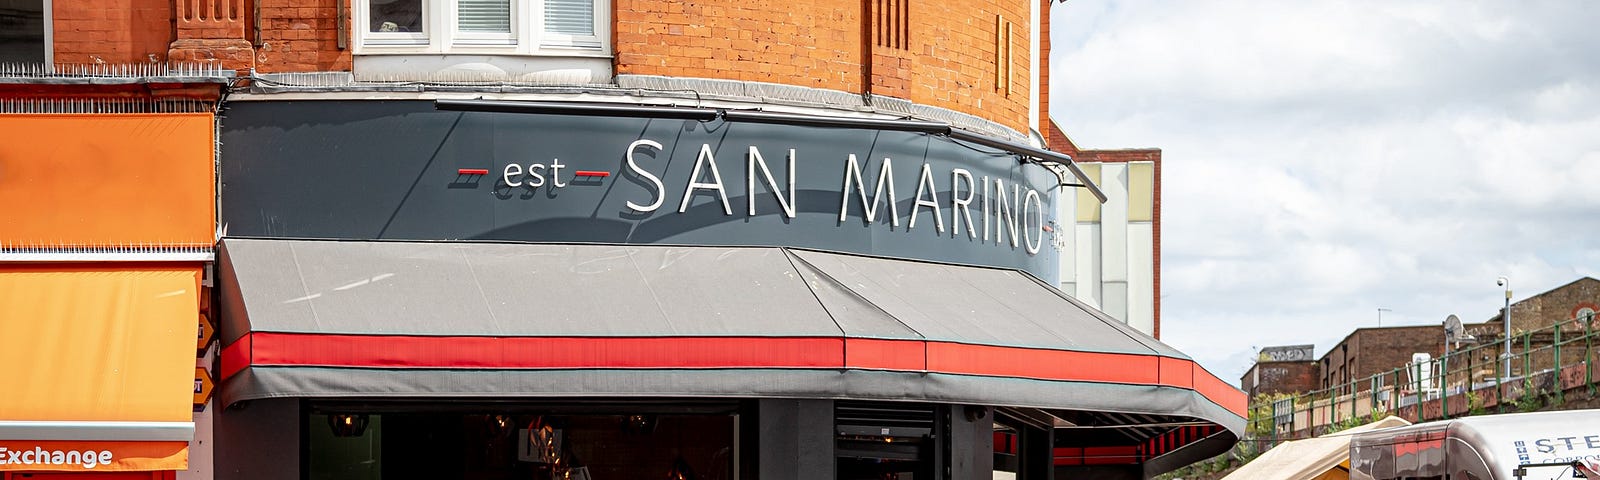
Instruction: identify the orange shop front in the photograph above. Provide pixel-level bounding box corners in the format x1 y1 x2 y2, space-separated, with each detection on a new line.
0 112 216 480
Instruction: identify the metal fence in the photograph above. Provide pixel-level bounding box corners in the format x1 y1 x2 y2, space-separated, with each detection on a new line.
1248 313 1600 443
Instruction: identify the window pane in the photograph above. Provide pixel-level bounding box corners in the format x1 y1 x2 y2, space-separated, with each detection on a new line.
369 0 423 33
308 414 382 480
0 0 46 63
544 0 593 36
458 0 511 33
308 411 736 480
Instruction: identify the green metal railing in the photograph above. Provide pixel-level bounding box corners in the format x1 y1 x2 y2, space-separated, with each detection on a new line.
1247 313 1598 442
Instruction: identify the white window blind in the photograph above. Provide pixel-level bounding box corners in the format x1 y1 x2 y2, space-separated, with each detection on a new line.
544 0 594 36
458 0 512 33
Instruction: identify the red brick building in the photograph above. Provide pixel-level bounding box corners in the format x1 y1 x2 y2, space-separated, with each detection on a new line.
1486 277 1600 336
1316 277 1600 393
13 0 1049 136
1318 325 1450 394
1240 345 1319 398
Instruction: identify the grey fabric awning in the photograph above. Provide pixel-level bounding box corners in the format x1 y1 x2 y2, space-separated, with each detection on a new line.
216 238 1245 451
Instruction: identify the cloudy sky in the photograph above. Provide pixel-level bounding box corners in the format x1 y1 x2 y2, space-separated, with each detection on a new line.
1048 1 1600 382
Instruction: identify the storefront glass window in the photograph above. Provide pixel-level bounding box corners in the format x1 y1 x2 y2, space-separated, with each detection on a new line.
834 402 935 480
993 422 1020 480
308 411 735 480
309 414 383 480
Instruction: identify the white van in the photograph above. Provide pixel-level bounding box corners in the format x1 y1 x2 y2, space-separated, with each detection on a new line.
1349 409 1600 480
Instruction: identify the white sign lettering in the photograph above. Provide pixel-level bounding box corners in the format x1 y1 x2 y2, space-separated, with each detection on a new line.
494 142 1056 256
0 447 113 469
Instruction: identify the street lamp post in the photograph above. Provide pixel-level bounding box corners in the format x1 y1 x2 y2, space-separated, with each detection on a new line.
1498 276 1512 379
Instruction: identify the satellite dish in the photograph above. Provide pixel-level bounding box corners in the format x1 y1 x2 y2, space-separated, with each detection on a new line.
1444 314 1476 346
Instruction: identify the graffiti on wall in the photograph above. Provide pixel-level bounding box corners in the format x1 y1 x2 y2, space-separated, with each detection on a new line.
1259 345 1315 363
1259 366 1290 384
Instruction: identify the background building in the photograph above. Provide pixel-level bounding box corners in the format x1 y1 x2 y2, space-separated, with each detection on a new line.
1244 277 1600 440
1318 325 1447 394
1486 277 1600 337
1316 276 1600 393
1240 345 1319 398
1046 123 1161 338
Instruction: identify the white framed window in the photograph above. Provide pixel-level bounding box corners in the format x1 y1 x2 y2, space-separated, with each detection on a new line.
541 0 599 49
454 0 515 45
364 0 429 45
355 0 606 54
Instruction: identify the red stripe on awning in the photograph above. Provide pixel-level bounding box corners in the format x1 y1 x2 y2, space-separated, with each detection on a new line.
844 338 925 371
1158 356 1195 389
926 342 1161 385
1193 366 1249 417
220 332 251 381
238 333 844 371
219 333 1246 417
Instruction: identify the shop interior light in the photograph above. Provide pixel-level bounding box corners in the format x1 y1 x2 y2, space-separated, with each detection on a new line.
666 455 698 480
327 413 369 437
485 414 513 437
621 414 657 435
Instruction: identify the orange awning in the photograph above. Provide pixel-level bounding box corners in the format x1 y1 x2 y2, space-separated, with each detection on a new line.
0 113 215 249
0 265 200 471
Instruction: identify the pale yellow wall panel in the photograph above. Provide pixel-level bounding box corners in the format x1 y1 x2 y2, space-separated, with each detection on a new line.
1129 162 1154 222
1075 163 1102 223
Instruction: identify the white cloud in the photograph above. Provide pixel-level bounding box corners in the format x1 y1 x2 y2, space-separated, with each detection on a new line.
1051 0 1600 380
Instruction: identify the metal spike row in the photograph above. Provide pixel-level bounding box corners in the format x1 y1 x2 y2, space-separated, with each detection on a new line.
0 62 231 80
0 97 214 114
0 242 213 254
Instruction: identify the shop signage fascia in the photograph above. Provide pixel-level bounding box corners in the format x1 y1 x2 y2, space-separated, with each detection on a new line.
220 100 1070 281
0 421 193 471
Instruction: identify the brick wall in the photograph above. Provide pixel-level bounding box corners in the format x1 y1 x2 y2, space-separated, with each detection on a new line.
1036 0 1049 136
614 0 862 90
1320 326 1446 391
1500 277 1600 333
1242 361 1319 397
613 0 1034 133
51 0 1029 129
52 0 174 64
254 0 351 73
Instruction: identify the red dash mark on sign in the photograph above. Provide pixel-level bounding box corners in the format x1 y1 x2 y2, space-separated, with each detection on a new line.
1042 225 1055 233
458 168 490 175
574 171 611 177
